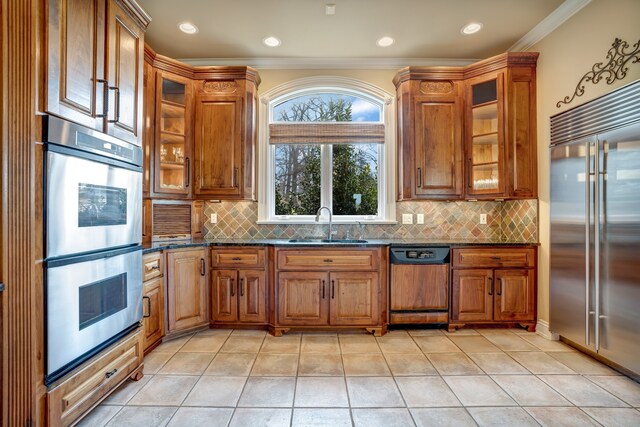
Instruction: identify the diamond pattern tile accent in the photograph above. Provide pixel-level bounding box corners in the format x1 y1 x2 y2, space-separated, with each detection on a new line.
202 199 537 243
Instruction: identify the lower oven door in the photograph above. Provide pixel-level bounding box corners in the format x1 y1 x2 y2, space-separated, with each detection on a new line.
46 145 142 258
46 246 143 380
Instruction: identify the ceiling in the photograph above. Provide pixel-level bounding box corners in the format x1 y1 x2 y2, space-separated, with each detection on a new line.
139 0 567 65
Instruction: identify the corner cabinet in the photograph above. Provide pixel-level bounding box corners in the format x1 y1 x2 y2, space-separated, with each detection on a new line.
449 246 537 332
193 73 259 200
394 52 538 201
272 247 387 336
44 0 149 145
165 248 209 335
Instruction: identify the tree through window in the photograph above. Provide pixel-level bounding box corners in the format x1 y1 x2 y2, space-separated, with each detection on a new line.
270 92 383 219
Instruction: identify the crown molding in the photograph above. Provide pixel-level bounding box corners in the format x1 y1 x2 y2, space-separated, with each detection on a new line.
177 56 478 70
509 0 592 51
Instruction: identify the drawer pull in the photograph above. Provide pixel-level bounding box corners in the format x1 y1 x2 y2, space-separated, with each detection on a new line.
323 259 334 263
143 296 151 318
490 256 502 260
149 265 160 270
105 369 117 379
232 257 242 261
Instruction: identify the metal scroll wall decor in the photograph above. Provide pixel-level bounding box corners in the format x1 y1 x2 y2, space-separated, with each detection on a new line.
556 38 640 108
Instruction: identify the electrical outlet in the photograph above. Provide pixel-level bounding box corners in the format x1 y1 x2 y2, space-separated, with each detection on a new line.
479 213 487 225
402 213 413 224
416 214 424 224
210 213 218 224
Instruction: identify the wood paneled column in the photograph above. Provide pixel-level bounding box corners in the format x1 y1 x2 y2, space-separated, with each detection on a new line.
1 0 42 425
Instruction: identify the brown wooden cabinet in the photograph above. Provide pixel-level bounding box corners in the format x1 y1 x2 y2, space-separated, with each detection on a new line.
395 76 464 200
210 248 267 325
393 52 538 201
47 328 144 427
166 248 209 334
273 247 386 335
464 55 538 199
193 76 258 200
450 246 537 331
44 0 149 145
142 276 165 352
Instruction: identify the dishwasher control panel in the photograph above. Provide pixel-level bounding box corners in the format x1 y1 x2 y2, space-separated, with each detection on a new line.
390 247 450 264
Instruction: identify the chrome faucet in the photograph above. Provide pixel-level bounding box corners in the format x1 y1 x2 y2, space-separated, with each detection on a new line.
315 206 333 240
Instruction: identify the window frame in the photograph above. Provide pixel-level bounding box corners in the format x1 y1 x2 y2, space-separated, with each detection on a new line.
257 76 396 224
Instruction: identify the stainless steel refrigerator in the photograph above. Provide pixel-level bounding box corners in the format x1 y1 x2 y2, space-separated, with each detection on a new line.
550 80 640 379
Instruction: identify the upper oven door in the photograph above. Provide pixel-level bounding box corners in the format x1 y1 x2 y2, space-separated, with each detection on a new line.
46 146 142 258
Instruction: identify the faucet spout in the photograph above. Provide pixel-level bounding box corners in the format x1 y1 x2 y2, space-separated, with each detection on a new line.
315 206 333 240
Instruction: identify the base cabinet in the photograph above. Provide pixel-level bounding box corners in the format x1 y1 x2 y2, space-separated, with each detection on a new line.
210 248 267 325
273 248 386 335
142 253 165 352
166 248 209 334
47 328 144 427
450 247 537 331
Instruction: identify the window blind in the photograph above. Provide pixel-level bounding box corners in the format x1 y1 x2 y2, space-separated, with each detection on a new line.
269 122 385 144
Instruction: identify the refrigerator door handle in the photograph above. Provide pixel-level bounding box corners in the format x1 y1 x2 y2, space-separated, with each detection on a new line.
594 139 601 352
586 140 592 347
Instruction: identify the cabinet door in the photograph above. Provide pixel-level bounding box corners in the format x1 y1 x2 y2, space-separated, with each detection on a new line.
413 88 463 198
465 73 506 197
451 269 493 321
329 272 379 326
506 66 537 198
277 272 329 326
211 269 238 323
194 94 243 197
494 269 535 321
142 276 165 351
238 270 267 323
46 0 106 131
166 249 208 331
106 0 144 145
153 72 193 196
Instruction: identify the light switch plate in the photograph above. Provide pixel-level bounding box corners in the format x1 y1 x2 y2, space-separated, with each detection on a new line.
416 214 424 224
479 213 487 225
210 213 218 224
402 213 413 224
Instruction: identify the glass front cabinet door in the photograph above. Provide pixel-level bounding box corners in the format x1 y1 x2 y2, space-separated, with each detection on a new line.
465 73 505 197
154 72 193 197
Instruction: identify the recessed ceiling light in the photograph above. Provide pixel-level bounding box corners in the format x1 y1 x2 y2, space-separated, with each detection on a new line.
263 36 282 47
178 22 198 34
461 22 483 35
325 3 336 15
376 36 394 47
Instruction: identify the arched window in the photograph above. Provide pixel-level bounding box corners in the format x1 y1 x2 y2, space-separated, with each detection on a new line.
258 77 395 224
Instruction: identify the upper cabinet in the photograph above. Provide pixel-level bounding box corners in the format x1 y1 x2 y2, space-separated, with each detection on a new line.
44 0 150 145
394 52 538 201
154 71 194 196
396 77 464 200
194 74 259 200
142 47 260 201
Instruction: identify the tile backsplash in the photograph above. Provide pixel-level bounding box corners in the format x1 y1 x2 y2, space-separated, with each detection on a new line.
203 199 537 243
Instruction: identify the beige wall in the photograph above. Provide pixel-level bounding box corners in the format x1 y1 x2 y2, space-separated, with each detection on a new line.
531 0 640 323
256 69 397 95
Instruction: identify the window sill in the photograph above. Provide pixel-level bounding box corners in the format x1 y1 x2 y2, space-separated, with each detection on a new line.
256 219 398 225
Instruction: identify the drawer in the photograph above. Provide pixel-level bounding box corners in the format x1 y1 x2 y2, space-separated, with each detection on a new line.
452 248 536 268
277 249 379 271
48 328 143 427
143 252 163 281
211 248 266 268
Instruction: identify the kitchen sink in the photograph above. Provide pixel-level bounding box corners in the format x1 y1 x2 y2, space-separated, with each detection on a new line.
287 239 368 243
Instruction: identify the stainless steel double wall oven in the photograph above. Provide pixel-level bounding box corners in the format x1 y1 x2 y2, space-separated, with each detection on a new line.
43 116 143 384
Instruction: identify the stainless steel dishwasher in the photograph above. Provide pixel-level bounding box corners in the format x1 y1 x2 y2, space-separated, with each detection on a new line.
389 246 450 325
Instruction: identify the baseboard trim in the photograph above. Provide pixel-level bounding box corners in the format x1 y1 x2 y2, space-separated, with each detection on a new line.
536 320 560 340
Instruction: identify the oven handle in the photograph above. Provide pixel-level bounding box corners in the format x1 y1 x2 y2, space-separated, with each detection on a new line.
143 296 151 318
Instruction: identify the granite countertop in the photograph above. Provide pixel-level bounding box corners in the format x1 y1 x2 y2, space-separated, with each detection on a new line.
142 238 539 254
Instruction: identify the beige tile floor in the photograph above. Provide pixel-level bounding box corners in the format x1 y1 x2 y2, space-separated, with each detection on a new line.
78 328 640 427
